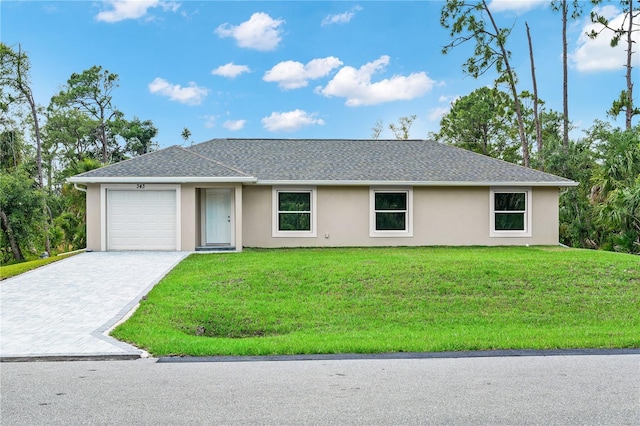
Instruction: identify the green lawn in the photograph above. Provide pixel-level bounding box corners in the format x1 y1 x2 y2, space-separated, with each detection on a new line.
112 246 640 356
0 252 79 280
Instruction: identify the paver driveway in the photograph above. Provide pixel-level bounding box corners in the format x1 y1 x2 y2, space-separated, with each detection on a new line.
0 252 187 360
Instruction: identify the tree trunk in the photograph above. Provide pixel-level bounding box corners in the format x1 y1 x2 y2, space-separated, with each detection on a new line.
26 92 50 254
483 1 530 167
562 0 570 149
481 123 490 155
101 122 108 163
17 45 50 254
0 207 24 262
28 94 44 188
16 46 43 189
625 0 634 129
100 105 108 163
526 22 543 170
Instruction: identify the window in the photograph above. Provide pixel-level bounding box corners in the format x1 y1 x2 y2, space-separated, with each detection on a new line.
490 188 532 237
370 188 413 237
272 188 316 237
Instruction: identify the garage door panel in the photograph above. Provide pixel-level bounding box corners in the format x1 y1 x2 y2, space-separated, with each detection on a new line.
107 190 177 250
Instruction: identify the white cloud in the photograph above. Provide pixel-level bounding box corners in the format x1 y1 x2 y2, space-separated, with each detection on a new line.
487 0 546 13
428 107 450 121
148 77 208 105
263 57 343 90
160 1 180 13
215 12 284 51
571 6 640 72
261 109 325 132
318 55 436 106
212 62 251 78
437 94 460 105
96 0 180 23
321 5 362 26
223 120 246 131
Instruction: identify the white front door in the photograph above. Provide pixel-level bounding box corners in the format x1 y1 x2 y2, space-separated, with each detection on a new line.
205 189 232 245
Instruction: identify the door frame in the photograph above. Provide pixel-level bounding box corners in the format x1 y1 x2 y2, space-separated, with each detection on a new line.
200 188 235 247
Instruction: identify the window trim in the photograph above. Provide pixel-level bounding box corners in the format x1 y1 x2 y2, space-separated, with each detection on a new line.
490 187 532 238
272 187 317 238
369 187 413 238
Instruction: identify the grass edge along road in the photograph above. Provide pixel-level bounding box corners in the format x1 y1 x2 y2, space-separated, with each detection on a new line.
112 246 640 356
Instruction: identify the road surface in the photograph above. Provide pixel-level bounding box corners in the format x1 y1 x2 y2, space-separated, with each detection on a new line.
2 354 639 425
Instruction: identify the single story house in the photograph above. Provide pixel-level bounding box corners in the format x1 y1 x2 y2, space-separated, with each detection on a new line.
67 138 577 252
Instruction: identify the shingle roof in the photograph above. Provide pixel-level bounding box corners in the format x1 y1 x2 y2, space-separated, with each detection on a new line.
69 145 251 179
69 139 576 186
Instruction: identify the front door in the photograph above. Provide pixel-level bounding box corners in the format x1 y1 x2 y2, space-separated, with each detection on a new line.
204 189 232 245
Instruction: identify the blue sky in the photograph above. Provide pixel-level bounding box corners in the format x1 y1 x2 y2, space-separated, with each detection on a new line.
2 1 638 148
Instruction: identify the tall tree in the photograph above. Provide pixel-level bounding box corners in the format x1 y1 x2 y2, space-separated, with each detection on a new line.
588 0 639 129
440 0 531 167
51 66 122 163
590 124 640 201
589 124 640 252
525 22 543 168
389 115 417 140
44 106 98 165
181 127 192 145
434 87 518 161
0 43 50 253
539 126 598 249
0 129 26 170
0 43 44 188
117 117 158 157
551 0 583 149
0 168 46 262
371 119 383 139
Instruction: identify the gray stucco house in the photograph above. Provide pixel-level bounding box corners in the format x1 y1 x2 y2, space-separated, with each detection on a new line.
67 138 577 251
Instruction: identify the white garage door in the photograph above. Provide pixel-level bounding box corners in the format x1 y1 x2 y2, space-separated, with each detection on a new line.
107 190 177 250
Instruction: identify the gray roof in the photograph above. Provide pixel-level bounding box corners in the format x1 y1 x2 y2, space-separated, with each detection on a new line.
69 145 251 179
69 139 576 186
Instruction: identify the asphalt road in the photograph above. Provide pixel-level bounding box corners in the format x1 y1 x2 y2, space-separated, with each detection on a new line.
2 355 639 425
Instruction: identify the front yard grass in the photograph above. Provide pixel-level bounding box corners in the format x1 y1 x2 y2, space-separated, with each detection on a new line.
111 246 640 356
0 252 79 281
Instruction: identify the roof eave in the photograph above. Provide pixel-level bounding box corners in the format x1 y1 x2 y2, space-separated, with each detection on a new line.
256 180 579 187
66 176 258 184
66 177 578 187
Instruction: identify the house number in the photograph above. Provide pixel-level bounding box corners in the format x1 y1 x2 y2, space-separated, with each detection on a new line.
136 184 146 189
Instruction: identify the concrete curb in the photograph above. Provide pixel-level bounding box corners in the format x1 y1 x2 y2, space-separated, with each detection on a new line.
1 353 141 362
158 348 640 363
3 348 638 363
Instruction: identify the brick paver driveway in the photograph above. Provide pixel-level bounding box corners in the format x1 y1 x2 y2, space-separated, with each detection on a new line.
0 252 187 360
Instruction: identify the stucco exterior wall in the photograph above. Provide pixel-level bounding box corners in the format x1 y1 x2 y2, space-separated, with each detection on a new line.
530 186 560 244
180 184 197 251
85 184 101 252
85 183 559 251
242 185 560 248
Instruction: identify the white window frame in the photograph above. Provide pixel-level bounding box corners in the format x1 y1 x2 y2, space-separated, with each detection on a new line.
272 187 317 238
369 187 413 238
490 187 532 238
